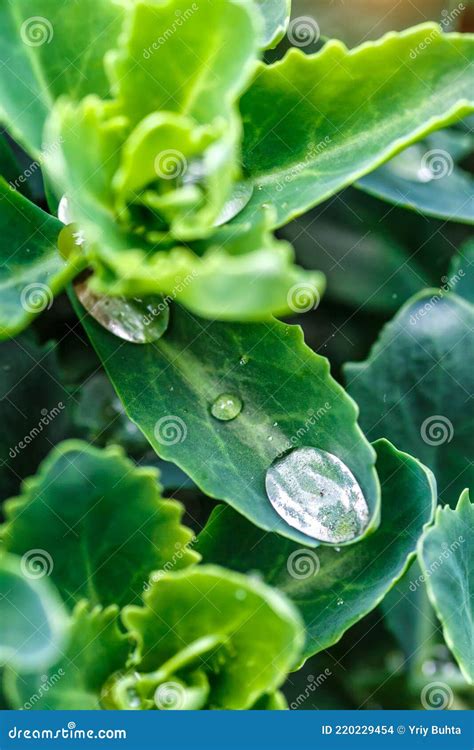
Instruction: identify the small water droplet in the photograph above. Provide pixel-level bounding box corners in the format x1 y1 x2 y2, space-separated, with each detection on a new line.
268 435 273 442
336 597 344 606
273 422 278 427
235 588 247 601
57 195 73 225
265 447 370 543
210 393 242 421
214 183 253 226
422 660 437 676
239 355 249 366
57 223 85 260
334 546 341 552
75 278 169 344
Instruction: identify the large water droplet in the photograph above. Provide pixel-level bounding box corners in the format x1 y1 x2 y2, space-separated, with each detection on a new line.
75 278 169 344
57 223 86 259
265 447 369 543
210 393 242 421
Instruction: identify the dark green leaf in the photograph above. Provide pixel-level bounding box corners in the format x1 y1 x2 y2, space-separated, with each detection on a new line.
197 439 436 659
72 294 380 546
449 239 474 303
345 291 474 504
2 441 198 609
419 490 473 684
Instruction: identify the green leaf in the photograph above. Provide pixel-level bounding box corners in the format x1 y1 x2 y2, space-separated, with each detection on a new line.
357 130 474 224
0 178 78 338
0 334 70 501
0 0 124 155
4 601 131 709
121 565 304 709
88 211 325 321
72 295 380 547
419 490 473 684
2 440 198 609
238 25 474 228
449 239 474 303
255 0 291 49
197 439 436 659
0 553 67 672
345 290 474 504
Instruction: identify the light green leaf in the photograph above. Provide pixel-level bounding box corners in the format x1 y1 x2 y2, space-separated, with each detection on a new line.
0 178 79 339
0 0 125 155
357 130 474 224
238 25 474 227
2 440 198 609
0 553 67 672
120 565 304 709
419 490 473 684
345 291 474 504
198 439 436 659
72 295 380 546
255 0 291 49
4 602 131 709
88 211 325 321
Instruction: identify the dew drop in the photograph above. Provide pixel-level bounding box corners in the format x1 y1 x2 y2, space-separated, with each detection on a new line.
74 277 169 344
239 355 249 366
210 393 242 421
265 446 370 543
214 183 253 226
336 598 344 606
57 195 73 225
57 223 86 260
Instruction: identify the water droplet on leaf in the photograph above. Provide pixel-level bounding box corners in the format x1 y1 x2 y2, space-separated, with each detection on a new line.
265 446 369 543
214 183 253 226
75 277 169 344
211 393 242 421
57 223 86 260
336 597 344 606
